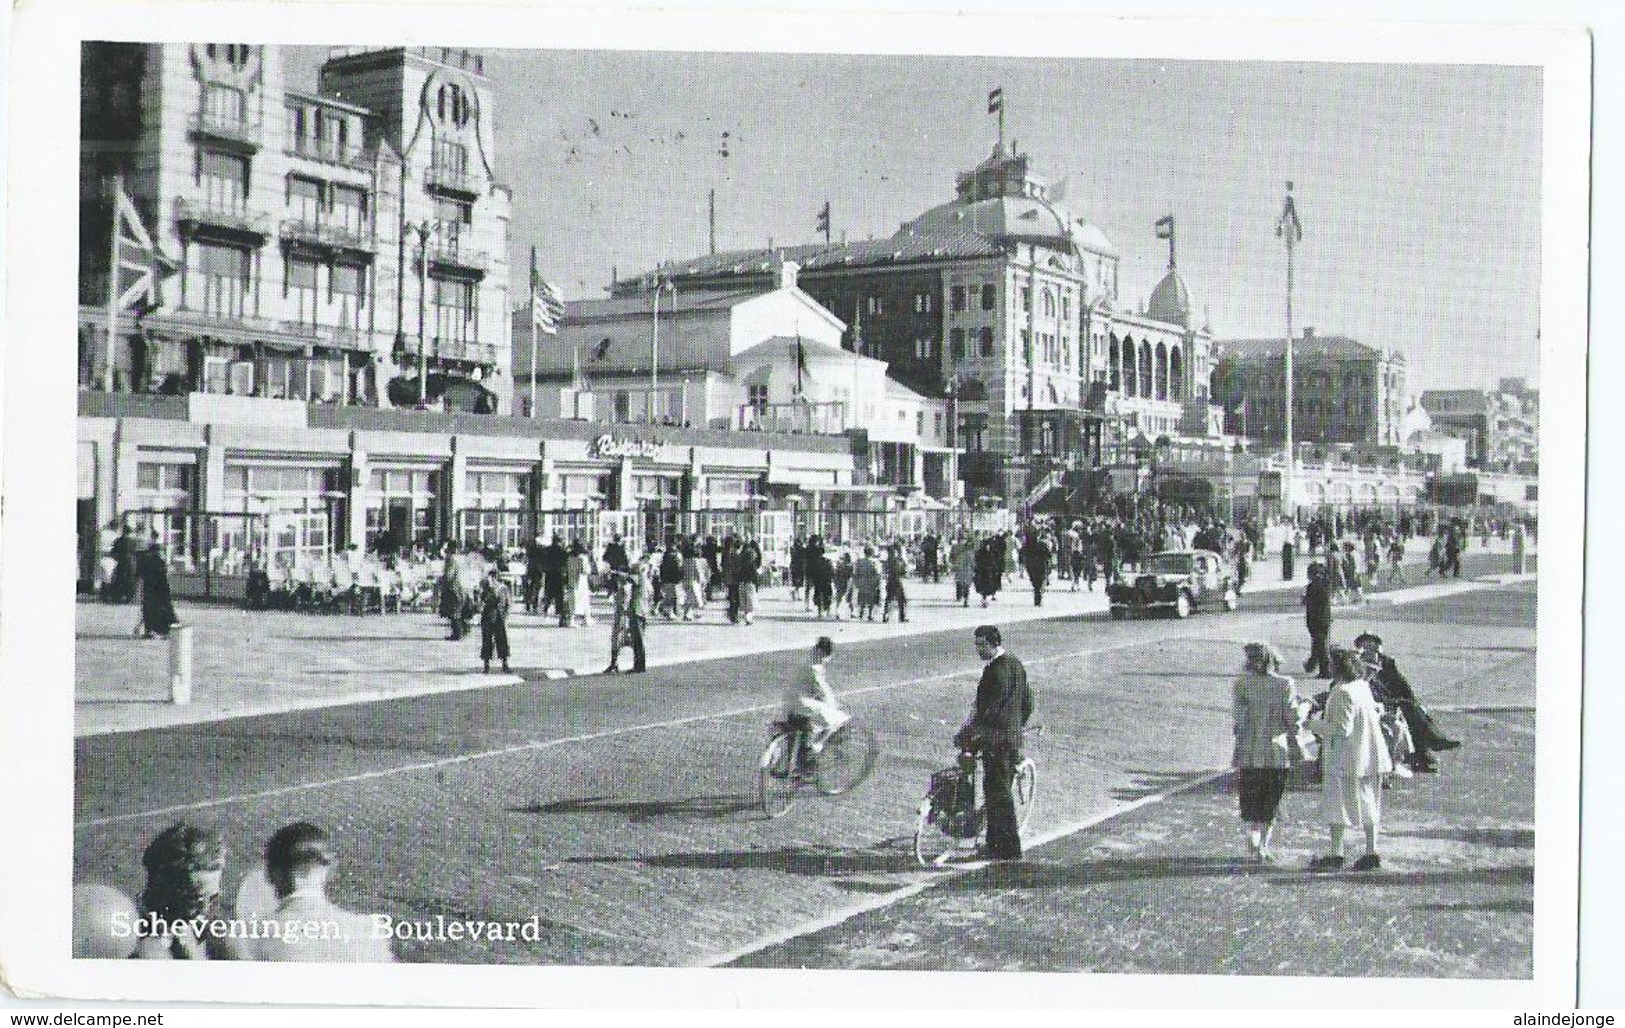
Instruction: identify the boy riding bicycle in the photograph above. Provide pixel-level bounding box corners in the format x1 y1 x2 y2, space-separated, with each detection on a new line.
780 636 851 775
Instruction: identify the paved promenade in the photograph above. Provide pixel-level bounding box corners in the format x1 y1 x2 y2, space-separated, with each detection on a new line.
75 540 1533 736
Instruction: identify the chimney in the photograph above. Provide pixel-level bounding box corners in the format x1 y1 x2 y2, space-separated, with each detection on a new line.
1302 326 1315 339
777 259 800 291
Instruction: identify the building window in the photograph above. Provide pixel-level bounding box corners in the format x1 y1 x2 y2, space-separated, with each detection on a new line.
433 138 468 177
202 83 246 129
866 295 885 316
331 185 367 235
331 263 364 328
1061 294 1071 322
978 326 994 357
366 468 440 549
934 412 943 437
916 411 925 436
950 327 966 361
748 383 769 413
193 241 251 319
200 150 249 212
285 254 319 324
434 196 473 251
287 175 323 224
437 83 471 128
1021 287 1031 313
432 277 477 345
981 283 996 311
914 291 933 314
951 285 966 312
1042 289 1055 318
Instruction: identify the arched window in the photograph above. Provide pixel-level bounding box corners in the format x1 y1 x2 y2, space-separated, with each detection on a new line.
437 83 471 127
1138 342 1153 399
1121 336 1136 395
1108 335 1121 391
1041 288 1055 318
1169 347 1185 402
1154 342 1168 401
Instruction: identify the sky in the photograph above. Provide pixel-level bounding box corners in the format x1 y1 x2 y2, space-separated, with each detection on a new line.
287 47 1542 393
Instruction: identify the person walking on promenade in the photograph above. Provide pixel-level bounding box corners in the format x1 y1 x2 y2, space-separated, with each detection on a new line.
657 540 683 619
523 532 547 614
1341 542 1364 605
108 523 139 603
921 530 942 584
807 537 835 619
951 532 976 607
439 540 472 641
1281 526 1296 582
1308 647 1394 872
1064 521 1085 592
737 536 763 625
1443 522 1464 578
954 625 1034 861
1386 532 1406 584
1302 562 1333 678
604 566 632 674
476 566 512 674
601 533 630 584
833 549 855 620
1020 529 1052 607
1097 520 1120 586
539 534 567 624
882 543 909 623
789 533 808 606
973 535 1003 607
853 545 883 621
624 555 652 673
721 536 741 624
565 539 595 627
702 535 721 602
1232 642 1301 864
679 540 707 621
136 536 180 639
249 822 395 962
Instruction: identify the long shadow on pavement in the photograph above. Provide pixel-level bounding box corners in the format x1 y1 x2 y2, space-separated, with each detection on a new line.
1388 826 1535 848
1110 769 1223 803
565 845 920 876
508 793 760 823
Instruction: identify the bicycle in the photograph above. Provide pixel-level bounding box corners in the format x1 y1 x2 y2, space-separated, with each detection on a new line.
913 727 1041 867
758 714 879 818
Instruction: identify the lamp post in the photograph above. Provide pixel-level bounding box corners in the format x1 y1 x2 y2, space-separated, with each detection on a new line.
412 220 433 407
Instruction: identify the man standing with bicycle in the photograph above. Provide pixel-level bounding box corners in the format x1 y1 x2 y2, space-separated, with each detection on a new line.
956 625 1034 860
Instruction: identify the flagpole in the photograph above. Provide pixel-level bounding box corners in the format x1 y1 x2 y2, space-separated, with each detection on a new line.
529 246 538 419
1282 183 1297 522
103 175 124 392
651 276 661 404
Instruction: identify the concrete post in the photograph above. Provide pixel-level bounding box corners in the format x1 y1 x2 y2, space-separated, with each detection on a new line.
169 625 194 705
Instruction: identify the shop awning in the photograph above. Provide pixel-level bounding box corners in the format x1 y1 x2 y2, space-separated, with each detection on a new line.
766 466 841 488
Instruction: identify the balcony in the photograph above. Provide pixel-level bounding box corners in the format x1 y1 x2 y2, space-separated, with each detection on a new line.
736 401 849 435
424 162 482 199
417 239 489 276
278 319 369 351
190 110 261 152
285 137 373 170
279 217 376 257
174 197 271 241
393 336 499 367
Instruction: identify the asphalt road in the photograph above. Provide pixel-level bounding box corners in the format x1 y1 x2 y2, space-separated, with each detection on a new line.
74 574 1536 967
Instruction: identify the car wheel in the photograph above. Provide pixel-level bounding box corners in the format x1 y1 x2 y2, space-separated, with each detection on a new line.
1222 586 1239 611
1174 591 1193 618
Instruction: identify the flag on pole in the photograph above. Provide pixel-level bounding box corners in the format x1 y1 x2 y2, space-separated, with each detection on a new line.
794 331 809 395
1154 214 1174 240
1276 182 1303 243
987 87 1003 114
111 182 178 313
530 269 565 336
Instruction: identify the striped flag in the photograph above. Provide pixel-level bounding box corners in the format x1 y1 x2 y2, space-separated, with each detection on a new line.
1154 214 1174 240
987 87 1003 114
530 269 565 335
111 181 178 313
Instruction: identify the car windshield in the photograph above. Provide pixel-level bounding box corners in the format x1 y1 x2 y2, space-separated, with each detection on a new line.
1144 553 1195 574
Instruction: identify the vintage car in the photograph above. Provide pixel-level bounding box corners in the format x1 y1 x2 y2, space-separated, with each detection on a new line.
1106 548 1239 619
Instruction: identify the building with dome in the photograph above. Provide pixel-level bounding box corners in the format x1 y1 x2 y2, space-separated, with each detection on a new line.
599 143 1225 504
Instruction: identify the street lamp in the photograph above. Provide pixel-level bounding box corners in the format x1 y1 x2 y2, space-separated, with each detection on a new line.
411 220 433 406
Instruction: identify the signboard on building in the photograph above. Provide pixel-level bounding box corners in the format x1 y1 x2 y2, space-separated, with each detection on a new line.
590 434 663 461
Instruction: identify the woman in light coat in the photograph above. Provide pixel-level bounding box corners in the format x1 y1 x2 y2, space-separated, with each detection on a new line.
679 541 707 621
1231 642 1302 863
564 540 595 627
1308 647 1394 872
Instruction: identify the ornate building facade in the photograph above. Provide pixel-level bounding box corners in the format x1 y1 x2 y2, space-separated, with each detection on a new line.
78 44 514 412
1213 329 1408 448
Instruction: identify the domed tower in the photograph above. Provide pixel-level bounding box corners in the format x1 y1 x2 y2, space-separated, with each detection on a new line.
1145 213 1192 328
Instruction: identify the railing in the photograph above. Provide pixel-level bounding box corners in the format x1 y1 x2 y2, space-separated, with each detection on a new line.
279 217 375 252
191 110 262 147
420 239 489 272
393 337 499 365
175 197 270 236
736 401 848 435
424 163 480 196
285 137 373 170
278 319 368 350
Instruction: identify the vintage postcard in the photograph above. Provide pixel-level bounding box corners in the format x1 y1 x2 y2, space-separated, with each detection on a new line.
0 0 1594 1009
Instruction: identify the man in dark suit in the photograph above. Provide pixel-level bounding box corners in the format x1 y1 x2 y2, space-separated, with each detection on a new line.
1355 632 1460 772
1019 530 1052 607
955 625 1034 860
541 534 568 625
1302 562 1333 678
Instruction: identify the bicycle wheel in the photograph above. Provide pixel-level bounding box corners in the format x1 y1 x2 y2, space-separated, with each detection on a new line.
1013 758 1038 831
913 798 960 867
758 733 799 818
814 722 878 796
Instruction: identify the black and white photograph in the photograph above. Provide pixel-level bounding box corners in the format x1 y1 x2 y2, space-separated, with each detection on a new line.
0 0 1602 1012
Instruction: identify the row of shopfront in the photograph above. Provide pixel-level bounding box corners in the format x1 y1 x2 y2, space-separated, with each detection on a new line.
75 393 1008 598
